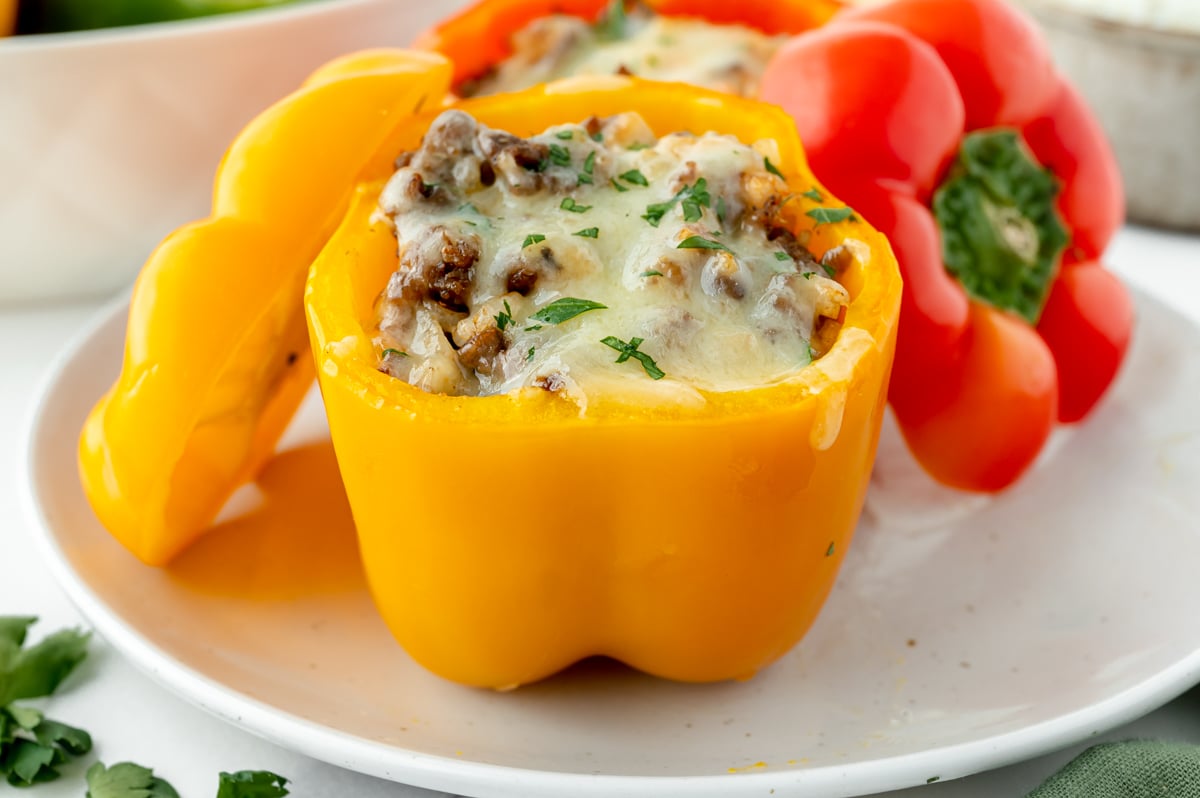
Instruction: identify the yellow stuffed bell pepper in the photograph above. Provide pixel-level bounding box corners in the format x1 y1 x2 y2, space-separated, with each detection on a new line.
78 50 453 565
306 76 902 687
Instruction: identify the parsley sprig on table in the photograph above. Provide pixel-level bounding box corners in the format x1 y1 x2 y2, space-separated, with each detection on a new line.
1 616 289 796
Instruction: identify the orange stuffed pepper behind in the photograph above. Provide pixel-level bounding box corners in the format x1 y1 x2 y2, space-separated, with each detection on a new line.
415 0 844 95
306 77 900 688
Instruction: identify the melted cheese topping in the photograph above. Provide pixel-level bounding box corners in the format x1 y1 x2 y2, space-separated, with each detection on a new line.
466 11 783 98
374 111 849 405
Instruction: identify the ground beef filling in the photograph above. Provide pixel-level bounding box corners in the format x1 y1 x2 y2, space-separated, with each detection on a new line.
373 110 851 401
463 6 783 98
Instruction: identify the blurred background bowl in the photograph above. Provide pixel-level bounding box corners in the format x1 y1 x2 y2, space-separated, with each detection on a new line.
0 0 467 304
1020 0 1200 231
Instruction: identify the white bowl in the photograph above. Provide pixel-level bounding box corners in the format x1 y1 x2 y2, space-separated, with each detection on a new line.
1021 0 1200 231
0 0 466 304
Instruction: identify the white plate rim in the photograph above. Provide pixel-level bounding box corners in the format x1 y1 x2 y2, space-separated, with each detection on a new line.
21 294 1200 798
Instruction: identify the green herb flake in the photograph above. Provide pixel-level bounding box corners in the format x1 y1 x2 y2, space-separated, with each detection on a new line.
583 151 596 175
626 141 650 151
642 200 674 227
681 198 703 223
573 227 600 238
554 130 575 140
641 270 663 278
806 206 856 227
825 541 835 557
926 776 941 784
577 173 594 185
548 144 572 167
524 324 543 332
530 298 608 325
802 188 823 201
716 195 727 224
610 178 630 192
561 198 592 213
380 348 408 359
599 336 666 380
589 129 605 142
677 236 730 252
594 0 627 41
774 252 792 262
522 233 546 248
216 770 290 798
526 346 536 362
619 169 648 186
495 300 515 331
764 156 785 179
802 271 815 280
822 262 837 278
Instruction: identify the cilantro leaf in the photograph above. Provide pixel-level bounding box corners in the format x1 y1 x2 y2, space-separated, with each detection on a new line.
216 770 289 798
529 298 607 325
522 233 546 248
610 178 629 193
560 198 591 213
806 206 856 227
677 236 730 252
495 300 515 331
86 761 180 798
3 738 61 787
33 719 91 756
801 188 823 201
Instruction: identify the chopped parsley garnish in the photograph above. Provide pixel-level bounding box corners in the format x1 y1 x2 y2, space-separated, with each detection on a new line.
677 235 730 252
825 541 836 557
807 206 857 226
524 324 543 332
821 262 837 278
573 227 600 238
643 178 709 227
555 130 574 140
589 129 604 143
561 198 592 213
764 156 785 179
802 188 823 201
641 270 663 278
530 298 607 325
774 252 792 262
626 142 650 151
619 169 648 187
548 144 572 167
381 348 408 359
600 336 665 380
594 0 627 41
610 178 629 192
458 202 480 215
578 150 596 184
522 233 546 248
716 195 727 225
495 300 515 331
802 271 815 280
526 346 536 362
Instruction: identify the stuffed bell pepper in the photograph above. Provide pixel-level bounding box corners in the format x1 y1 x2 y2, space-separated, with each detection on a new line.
307 77 900 688
759 0 1134 492
414 0 844 97
79 49 901 686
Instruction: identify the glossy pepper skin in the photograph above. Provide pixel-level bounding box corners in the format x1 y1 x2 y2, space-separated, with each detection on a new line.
413 0 845 89
78 51 453 565
760 0 1133 492
306 77 901 687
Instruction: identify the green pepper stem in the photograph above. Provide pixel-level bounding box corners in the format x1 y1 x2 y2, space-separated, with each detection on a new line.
932 129 1068 325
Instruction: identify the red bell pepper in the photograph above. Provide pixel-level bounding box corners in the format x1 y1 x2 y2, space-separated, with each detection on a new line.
760 0 1133 492
413 0 845 89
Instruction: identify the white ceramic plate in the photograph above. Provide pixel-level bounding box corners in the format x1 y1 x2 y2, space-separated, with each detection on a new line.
24 289 1200 798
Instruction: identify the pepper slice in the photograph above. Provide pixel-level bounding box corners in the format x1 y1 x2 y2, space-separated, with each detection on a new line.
78 51 452 565
306 77 901 687
413 0 845 89
760 0 1133 492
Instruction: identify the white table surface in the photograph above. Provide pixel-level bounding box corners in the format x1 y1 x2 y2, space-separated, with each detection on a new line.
3 224 1199 797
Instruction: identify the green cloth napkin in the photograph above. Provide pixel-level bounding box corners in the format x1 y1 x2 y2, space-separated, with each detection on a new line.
1027 740 1200 797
